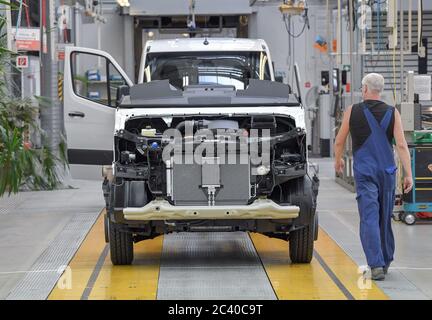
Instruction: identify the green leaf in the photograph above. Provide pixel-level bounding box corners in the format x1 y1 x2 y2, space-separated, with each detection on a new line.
0 1 12 6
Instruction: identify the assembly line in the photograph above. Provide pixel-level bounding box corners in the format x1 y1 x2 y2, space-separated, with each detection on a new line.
0 0 432 304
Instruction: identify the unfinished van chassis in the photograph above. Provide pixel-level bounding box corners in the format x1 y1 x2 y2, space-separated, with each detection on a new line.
102 80 320 265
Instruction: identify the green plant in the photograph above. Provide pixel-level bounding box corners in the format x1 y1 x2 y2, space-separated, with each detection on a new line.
0 6 68 196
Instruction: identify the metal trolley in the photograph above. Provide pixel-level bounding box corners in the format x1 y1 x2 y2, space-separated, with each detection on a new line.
400 138 432 225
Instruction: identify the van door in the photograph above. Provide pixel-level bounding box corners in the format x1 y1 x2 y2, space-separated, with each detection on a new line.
64 47 133 179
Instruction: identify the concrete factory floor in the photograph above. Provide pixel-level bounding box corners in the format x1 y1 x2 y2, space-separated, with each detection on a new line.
0 159 431 300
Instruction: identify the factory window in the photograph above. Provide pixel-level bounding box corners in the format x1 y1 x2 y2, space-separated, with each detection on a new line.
70 52 127 107
145 51 271 90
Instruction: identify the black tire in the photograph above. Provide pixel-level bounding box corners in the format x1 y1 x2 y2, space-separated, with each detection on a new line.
109 221 134 265
104 214 109 243
289 220 314 263
285 177 317 263
313 212 319 241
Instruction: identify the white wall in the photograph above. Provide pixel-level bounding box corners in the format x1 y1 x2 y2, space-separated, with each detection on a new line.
249 4 330 146
76 0 431 85
76 2 330 88
400 0 432 11
76 6 134 79
249 4 329 90
128 0 252 16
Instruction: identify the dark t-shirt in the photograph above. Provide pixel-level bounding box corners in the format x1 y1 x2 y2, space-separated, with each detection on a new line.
349 100 395 154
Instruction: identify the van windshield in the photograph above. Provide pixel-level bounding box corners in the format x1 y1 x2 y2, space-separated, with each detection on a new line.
144 51 271 90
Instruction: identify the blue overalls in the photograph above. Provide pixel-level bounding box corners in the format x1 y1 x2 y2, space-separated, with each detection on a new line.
353 103 397 269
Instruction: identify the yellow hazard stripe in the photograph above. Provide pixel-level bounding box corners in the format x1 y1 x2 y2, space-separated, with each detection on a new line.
251 228 389 300
48 210 164 300
48 211 106 300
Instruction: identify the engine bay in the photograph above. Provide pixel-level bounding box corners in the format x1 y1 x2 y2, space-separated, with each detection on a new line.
112 113 307 209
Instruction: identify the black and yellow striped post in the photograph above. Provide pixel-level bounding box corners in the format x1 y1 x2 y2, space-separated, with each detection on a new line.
58 73 63 102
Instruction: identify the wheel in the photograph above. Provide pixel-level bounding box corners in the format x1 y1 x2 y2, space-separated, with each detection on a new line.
285 177 317 264
289 217 315 263
104 214 109 243
403 213 417 225
109 221 134 265
313 212 319 241
106 181 133 265
102 178 110 209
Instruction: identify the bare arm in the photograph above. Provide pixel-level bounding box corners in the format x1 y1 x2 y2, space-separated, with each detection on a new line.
393 109 413 193
334 106 352 173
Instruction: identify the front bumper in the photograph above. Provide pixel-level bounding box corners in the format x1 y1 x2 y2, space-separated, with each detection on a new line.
122 198 300 221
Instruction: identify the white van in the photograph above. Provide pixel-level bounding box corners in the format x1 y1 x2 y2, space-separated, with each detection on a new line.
64 38 276 176
63 38 317 266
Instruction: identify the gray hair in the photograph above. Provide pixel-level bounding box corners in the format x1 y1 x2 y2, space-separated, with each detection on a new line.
362 73 385 94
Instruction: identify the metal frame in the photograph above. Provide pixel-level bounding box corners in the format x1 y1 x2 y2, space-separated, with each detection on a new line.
123 198 300 221
403 145 432 213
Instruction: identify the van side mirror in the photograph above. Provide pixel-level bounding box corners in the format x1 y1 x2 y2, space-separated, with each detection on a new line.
116 85 130 107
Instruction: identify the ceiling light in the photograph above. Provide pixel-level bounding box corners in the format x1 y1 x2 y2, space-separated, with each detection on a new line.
117 0 130 7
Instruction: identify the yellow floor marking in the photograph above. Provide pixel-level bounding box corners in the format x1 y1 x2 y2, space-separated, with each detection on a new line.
314 228 389 300
49 209 164 300
87 235 163 300
250 232 347 300
49 208 388 300
48 211 106 300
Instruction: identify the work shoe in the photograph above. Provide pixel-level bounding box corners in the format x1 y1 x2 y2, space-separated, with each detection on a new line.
383 265 390 275
371 267 385 281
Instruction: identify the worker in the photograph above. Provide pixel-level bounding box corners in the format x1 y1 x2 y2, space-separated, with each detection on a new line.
334 73 413 281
